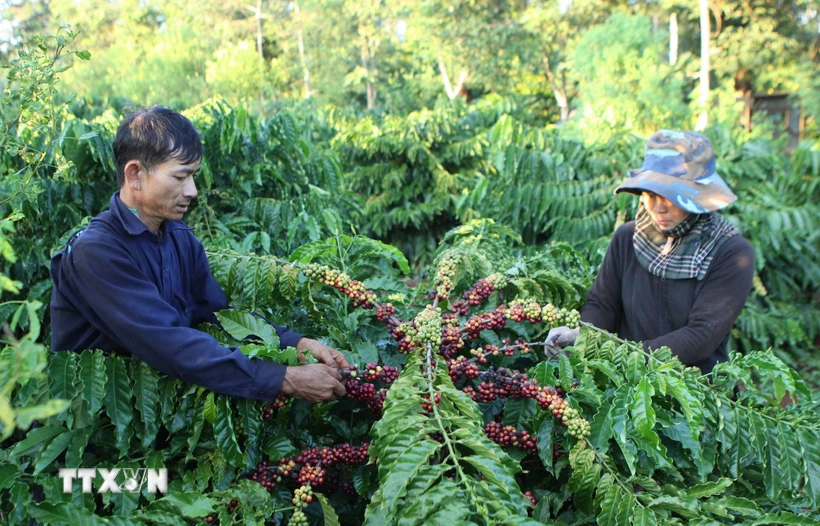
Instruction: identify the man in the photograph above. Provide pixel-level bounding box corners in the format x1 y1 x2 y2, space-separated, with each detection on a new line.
50 107 347 403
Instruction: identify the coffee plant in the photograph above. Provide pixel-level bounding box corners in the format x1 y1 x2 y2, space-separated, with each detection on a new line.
3 231 818 525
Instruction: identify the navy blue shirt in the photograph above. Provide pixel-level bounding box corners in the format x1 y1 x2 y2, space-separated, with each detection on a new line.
50 192 303 400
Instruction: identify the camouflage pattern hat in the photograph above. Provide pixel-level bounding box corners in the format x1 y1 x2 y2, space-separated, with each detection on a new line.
615 130 737 213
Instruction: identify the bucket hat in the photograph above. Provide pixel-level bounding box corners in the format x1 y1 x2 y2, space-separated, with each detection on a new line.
615 130 737 213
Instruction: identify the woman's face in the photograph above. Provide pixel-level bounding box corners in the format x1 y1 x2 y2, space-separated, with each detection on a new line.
641 192 690 231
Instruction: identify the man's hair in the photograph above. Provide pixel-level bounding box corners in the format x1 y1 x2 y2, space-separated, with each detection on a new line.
113 107 203 188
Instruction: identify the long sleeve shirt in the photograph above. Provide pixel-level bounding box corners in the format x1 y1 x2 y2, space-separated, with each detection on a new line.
581 221 755 373
50 192 303 400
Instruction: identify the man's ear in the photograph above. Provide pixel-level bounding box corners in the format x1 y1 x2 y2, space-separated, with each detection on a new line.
123 160 143 191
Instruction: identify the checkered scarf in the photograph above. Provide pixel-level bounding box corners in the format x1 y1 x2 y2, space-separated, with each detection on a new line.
633 204 739 280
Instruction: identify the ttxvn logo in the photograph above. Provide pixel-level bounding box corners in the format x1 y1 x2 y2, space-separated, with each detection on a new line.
58 468 168 494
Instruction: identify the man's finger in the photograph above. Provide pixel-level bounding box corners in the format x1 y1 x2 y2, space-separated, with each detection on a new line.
332 380 346 398
323 364 342 381
334 353 350 368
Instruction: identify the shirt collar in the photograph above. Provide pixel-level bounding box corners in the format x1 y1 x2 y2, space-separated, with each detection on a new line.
109 191 193 237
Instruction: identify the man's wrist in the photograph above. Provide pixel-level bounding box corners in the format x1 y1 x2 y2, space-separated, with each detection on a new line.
280 366 296 395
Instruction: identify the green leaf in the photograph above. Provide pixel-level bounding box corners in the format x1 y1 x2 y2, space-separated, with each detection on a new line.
462 455 528 515
774 422 800 495
632 504 658 526
14 400 71 430
203 392 217 424
104 355 133 457
609 383 636 474
27 501 105 526
624 350 645 384
568 446 600 514
686 478 733 499
749 411 769 466
403 464 447 501
597 483 634 526
0 461 19 490
588 359 622 387
154 492 217 517
706 496 761 517
215 310 277 345
750 511 820 525
262 434 295 462
645 495 699 519
213 395 244 466
365 440 441 524
33 429 76 474
529 361 557 387
589 397 613 451
558 354 573 391
77 350 107 421
536 418 555 474
133 360 160 449
48 351 78 427
11 425 66 456
797 426 820 506
317 493 341 526
501 398 537 428
186 397 206 458
664 375 702 439
393 478 466 526
65 424 96 467
631 377 656 442
716 397 739 477
763 418 783 500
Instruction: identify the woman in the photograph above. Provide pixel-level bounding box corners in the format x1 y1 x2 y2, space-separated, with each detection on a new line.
548 130 755 373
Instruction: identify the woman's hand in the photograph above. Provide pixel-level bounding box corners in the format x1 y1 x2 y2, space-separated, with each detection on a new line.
546 326 579 348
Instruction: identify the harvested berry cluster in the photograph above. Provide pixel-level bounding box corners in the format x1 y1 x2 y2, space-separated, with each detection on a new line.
250 443 370 493
452 366 591 438
342 362 398 414
356 362 399 383
345 378 386 413
202 498 241 523
524 491 538 506
463 367 540 403
542 303 581 328
410 305 443 348
262 394 289 420
421 392 442 413
508 301 543 323
304 263 377 309
434 256 458 300
376 302 400 331
484 422 538 455
463 306 507 338
447 356 480 382
450 274 505 315
288 485 312 526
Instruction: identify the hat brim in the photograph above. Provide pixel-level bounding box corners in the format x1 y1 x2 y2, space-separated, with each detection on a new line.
615 170 737 214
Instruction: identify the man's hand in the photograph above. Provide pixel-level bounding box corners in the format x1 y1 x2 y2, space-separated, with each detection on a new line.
296 338 350 370
546 326 579 348
280 364 346 403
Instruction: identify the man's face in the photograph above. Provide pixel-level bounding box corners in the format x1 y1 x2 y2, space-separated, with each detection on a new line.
136 157 200 226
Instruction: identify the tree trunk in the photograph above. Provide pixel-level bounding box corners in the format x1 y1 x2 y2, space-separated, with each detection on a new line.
669 12 678 65
543 55 570 123
361 36 376 110
255 0 265 104
438 56 467 101
292 1 311 99
696 0 710 130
